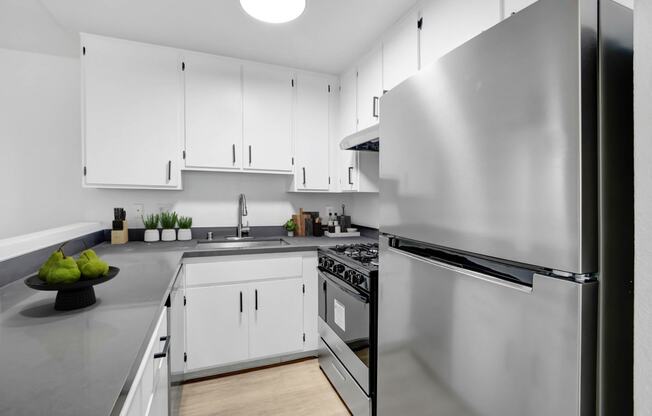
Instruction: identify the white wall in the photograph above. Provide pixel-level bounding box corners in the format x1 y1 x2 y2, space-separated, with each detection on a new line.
634 1 652 414
0 48 84 238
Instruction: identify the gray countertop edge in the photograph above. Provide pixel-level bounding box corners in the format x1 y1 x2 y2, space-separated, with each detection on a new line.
107 237 375 416
109 262 182 416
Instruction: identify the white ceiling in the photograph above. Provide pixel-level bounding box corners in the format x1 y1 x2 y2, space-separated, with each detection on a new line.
39 0 419 74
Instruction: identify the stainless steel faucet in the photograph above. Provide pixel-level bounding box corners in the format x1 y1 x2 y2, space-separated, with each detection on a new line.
236 193 250 238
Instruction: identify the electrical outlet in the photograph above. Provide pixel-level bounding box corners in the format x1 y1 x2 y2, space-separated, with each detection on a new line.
158 204 173 213
325 206 334 217
133 204 144 219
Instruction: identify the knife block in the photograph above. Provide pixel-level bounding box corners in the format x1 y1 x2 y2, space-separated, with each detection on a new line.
111 220 129 245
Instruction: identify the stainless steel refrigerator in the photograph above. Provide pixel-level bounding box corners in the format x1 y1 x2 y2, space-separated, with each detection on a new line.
377 0 633 415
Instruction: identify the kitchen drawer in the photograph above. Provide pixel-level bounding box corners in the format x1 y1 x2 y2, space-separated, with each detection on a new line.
185 255 303 286
318 340 370 416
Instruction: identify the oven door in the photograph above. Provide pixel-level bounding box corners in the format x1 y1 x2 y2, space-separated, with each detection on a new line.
318 268 370 394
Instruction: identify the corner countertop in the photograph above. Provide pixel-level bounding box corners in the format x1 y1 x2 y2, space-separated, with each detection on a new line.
0 235 376 416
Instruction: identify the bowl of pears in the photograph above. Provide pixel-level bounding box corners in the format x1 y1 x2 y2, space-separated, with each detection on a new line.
25 244 119 311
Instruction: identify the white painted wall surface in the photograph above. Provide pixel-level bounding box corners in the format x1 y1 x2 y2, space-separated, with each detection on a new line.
634 1 651 414
0 48 84 238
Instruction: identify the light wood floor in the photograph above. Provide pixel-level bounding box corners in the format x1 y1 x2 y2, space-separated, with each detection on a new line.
179 359 351 416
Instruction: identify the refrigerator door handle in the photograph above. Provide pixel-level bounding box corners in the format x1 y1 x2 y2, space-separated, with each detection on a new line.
387 246 533 293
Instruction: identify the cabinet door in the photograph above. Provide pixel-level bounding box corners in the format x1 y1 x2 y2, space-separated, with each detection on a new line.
184 53 242 170
243 64 294 172
357 48 383 130
383 10 419 91
294 73 330 191
82 35 182 188
249 278 304 359
503 0 538 18
170 268 185 377
339 152 359 192
185 285 249 370
420 0 501 69
339 69 358 138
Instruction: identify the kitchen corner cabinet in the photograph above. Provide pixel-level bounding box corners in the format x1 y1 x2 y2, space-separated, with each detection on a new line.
81 34 183 189
243 64 294 173
382 10 419 90
292 73 331 191
356 47 383 131
183 53 243 170
503 0 538 18
183 252 318 374
419 0 501 69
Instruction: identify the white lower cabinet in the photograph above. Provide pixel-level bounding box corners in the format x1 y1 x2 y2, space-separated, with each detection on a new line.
182 252 318 374
121 308 169 416
249 278 304 359
186 284 249 370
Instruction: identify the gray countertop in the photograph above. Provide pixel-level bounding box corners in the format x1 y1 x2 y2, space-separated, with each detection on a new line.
0 235 376 416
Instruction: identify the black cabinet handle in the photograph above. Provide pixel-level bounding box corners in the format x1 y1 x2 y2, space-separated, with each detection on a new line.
302 167 306 185
255 289 258 310
154 335 170 359
348 166 354 185
239 291 243 313
249 145 252 166
167 160 172 182
232 144 236 165
373 96 380 118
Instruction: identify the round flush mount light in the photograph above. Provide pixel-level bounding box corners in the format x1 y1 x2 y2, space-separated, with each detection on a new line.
240 0 306 24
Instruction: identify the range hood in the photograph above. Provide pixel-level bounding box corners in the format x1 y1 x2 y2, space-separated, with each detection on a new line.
339 124 379 151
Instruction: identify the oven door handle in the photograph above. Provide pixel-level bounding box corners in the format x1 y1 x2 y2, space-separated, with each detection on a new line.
319 268 369 304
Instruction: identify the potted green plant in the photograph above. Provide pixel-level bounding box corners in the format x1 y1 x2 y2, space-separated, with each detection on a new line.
143 213 160 242
177 216 193 241
283 219 297 237
160 211 178 242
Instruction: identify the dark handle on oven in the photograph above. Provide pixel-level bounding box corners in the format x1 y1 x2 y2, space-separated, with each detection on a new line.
348 166 354 185
154 335 171 359
372 96 379 118
255 289 258 310
240 291 243 313
302 167 306 185
232 144 236 165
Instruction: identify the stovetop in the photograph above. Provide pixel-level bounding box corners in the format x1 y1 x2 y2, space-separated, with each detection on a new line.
318 243 379 293
328 243 379 272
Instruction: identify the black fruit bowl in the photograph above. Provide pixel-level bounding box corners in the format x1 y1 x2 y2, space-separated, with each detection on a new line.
24 266 119 311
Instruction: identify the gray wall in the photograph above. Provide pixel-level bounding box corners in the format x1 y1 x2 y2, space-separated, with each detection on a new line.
634 1 652 414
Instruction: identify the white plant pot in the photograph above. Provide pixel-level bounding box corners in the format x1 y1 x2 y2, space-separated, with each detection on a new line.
178 229 192 241
144 229 160 243
287 231 294 237
161 229 177 242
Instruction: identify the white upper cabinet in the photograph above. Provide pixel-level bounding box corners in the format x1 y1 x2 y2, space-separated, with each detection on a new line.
356 47 383 131
184 53 243 170
243 64 294 172
420 0 501 69
82 35 183 189
503 0 538 18
294 73 331 191
337 69 359 192
383 10 419 91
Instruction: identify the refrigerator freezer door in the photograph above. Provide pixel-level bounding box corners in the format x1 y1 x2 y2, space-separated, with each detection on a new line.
379 0 598 274
377 237 598 416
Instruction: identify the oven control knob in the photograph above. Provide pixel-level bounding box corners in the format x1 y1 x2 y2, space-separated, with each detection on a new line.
353 274 365 285
334 264 345 274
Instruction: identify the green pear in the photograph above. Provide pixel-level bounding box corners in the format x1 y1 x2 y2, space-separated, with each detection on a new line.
76 249 99 270
46 257 81 284
38 251 64 281
80 259 109 279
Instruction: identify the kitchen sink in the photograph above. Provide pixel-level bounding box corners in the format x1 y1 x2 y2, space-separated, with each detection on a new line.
196 238 290 250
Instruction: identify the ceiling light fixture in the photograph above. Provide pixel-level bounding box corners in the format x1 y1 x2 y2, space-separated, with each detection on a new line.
240 0 306 24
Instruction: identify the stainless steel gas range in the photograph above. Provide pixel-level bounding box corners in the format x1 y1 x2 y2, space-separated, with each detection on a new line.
318 243 378 416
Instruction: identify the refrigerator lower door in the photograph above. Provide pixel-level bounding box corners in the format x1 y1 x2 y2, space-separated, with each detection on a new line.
377 237 597 416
